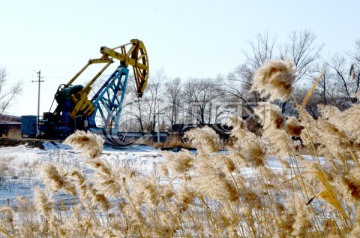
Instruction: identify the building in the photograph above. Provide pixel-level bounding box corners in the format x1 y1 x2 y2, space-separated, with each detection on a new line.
0 114 22 138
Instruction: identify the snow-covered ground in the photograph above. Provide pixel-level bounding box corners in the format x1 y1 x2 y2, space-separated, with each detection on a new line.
0 141 320 208
0 142 164 206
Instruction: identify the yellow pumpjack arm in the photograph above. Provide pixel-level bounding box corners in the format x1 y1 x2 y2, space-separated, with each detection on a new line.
61 39 149 119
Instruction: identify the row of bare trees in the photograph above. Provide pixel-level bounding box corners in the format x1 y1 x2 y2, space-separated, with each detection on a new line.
1 30 359 133
120 30 360 133
299 39 360 117
122 74 225 133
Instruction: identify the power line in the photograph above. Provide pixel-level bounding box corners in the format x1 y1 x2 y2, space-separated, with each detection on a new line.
32 70 44 136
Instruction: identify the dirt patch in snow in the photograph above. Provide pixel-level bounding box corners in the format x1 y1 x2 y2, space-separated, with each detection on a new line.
0 138 45 149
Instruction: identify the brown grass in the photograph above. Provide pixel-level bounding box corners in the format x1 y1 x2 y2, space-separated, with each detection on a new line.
151 135 192 149
1 59 360 237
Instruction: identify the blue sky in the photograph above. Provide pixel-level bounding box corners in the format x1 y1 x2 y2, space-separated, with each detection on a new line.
1 0 359 116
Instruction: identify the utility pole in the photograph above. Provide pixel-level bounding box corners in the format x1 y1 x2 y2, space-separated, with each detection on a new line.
32 71 44 136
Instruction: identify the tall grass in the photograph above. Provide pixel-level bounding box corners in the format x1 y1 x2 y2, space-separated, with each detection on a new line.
1 59 360 237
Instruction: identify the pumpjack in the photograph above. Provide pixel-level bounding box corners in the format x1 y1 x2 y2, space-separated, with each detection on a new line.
37 39 149 145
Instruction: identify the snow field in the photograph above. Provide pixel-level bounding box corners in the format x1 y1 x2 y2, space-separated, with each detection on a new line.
0 143 164 206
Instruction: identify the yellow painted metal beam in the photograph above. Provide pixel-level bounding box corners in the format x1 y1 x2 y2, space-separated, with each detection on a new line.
63 39 149 119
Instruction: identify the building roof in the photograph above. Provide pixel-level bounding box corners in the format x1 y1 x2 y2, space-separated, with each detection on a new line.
0 114 22 124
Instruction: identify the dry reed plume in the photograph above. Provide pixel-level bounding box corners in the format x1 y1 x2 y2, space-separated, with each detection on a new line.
252 59 296 101
1 59 360 237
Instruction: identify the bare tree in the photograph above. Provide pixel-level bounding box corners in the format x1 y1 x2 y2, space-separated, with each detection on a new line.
223 32 277 114
281 30 323 82
244 32 277 69
122 70 165 132
325 54 360 109
294 64 336 117
0 67 22 115
295 40 360 117
122 80 146 131
145 70 165 132
164 77 182 133
225 30 322 115
348 39 360 93
182 78 223 126
222 64 260 119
